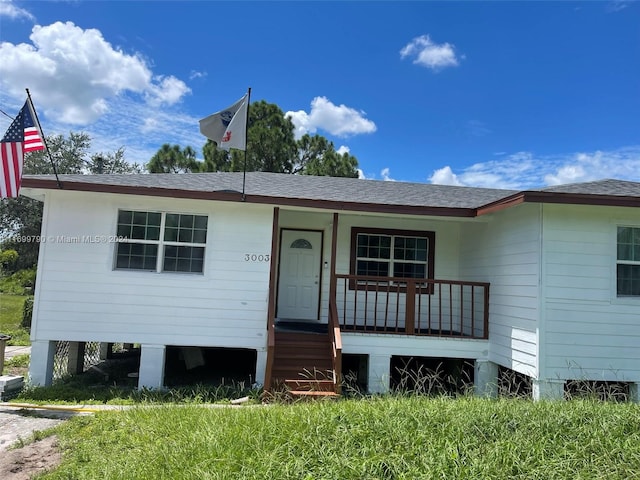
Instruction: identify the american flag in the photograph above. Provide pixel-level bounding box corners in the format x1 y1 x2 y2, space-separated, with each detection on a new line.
1 99 45 198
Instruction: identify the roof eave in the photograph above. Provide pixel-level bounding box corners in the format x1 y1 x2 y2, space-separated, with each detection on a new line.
20 178 477 218
476 190 640 215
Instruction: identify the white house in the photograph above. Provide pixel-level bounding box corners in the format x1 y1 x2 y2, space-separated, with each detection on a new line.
19 172 640 400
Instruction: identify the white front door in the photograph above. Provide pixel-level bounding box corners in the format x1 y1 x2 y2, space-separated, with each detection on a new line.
277 230 322 320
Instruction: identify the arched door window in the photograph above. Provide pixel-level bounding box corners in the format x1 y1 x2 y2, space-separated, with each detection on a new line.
290 239 312 249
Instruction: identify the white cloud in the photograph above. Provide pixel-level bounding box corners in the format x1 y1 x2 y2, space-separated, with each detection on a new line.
285 96 377 139
0 21 190 124
400 35 460 71
357 169 367 179
189 70 207 80
606 0 631 12
336 145 350 155
429 166 463 186
0 0 34 20
429 147 640 189
381 168 395 181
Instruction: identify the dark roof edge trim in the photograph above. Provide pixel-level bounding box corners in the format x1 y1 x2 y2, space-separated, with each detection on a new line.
477 191 640 215
21 178 477 218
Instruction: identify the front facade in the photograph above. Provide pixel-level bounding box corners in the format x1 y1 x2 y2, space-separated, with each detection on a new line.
20 173 640 400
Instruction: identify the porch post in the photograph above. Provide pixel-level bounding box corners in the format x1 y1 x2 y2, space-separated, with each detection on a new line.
367 354 391 394
67 341 86 375
29 340 56 386
474 359 499 398
329 213 339 300
255 348 267 386
629 383 640 403
138 344 166 389
532 378 565 401
99 342 112 360
267 207 279 327
405 282 416 334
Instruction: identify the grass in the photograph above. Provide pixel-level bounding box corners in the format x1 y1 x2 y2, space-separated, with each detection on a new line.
0 293 30 345
2 352 30 376
39 396 640 479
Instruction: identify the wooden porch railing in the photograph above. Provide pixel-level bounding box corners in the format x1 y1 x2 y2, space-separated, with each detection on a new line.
328 298 342 394
334 274 489 339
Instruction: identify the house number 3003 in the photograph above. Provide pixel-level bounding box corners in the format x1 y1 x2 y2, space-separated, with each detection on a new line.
244 254 270 262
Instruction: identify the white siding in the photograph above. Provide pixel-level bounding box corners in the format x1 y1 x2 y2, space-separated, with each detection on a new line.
542 204 640 381
32 190 274 349
460 204 541 377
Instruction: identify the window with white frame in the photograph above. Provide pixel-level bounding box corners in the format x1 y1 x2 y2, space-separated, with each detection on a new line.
350 227 435 289
617 226 640 296
115 210 207 273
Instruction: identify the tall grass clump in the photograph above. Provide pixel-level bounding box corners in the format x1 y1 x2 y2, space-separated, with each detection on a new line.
43 396 640 479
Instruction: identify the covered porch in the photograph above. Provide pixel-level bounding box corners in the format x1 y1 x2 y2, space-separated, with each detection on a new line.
264 207 491 396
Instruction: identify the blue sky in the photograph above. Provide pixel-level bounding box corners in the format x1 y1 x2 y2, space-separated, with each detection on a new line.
0 0 638 189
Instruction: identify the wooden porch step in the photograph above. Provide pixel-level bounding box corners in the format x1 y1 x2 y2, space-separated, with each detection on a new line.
269 329 338 397
284 379 335 392
288 390 339 399
272 369 334 380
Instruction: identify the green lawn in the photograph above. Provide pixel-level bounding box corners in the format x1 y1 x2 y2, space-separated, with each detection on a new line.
41 397 640 479
0 293 30 345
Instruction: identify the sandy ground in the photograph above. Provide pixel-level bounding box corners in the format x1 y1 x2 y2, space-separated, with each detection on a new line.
0 406 75 479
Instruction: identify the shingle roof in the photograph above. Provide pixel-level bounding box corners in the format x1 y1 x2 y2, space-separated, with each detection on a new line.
537 179 640 196
22 172 519 209
21 172 640 214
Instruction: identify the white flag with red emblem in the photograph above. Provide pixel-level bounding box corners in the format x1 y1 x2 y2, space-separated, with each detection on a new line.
199 94 248 151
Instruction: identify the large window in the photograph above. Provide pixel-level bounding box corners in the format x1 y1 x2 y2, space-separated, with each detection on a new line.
350 228 435 289
617 226 640 296
115 210 207 273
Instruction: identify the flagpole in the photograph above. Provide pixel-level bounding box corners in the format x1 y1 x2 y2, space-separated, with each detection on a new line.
241 87 251 201
25 88 62 189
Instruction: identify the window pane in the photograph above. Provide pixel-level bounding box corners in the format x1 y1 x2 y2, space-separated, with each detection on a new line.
178 229 193 243
617 264 640 296
118 210 133 224
618 227 632 244
356 260 389 277
165 227 178 242
357 234 391 259
118 210 160 241
394 262 426 279
131 225 146 239
394 236 427 262
291 239 312 249
146 226 160 241
193 229 207 244
164 257 177 271
180 215 194 229
165 214 179 228
148 212 161 227
618 244 632 261
117 224 131 238
163 246 204 273
194 216 208 229
133 211 147 225
617 226 640 261
115 243 157 270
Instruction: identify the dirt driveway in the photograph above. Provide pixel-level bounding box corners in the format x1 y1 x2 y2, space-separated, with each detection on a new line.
0 405 77 479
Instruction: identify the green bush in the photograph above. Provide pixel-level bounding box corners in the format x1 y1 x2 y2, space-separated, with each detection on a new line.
22 296 34 331
0 267 36 295
0 249 19 273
